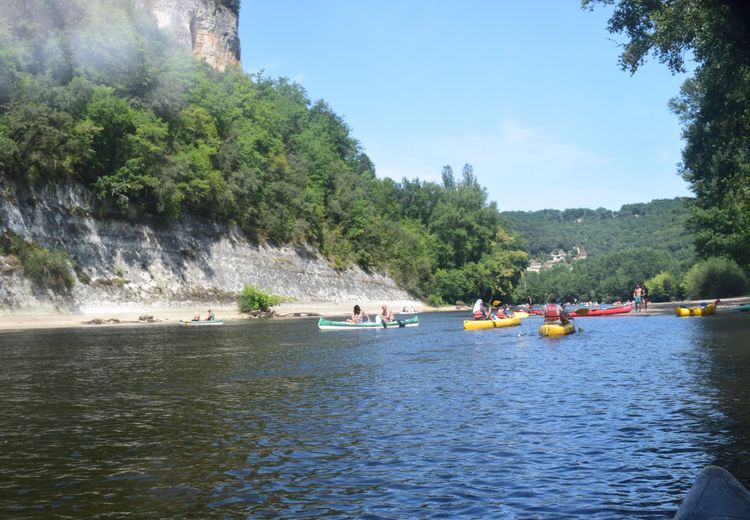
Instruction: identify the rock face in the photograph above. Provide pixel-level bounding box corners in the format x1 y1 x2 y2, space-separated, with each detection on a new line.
0 180 413 312
135 0 241 71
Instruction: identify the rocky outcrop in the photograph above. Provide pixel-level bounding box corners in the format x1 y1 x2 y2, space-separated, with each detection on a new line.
0 180 414 312
135 0 241 71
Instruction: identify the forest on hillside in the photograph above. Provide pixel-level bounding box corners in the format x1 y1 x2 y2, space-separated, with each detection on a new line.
1 0 748 307
0 0 527 304
502 198 695 263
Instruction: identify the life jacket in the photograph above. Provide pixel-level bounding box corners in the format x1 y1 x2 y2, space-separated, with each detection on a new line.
495 308 506 318
473 311 485 319
544 304 560 321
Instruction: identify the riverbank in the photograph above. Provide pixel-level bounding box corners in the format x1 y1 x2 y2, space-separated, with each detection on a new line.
0 300 429 331
1 296 748 332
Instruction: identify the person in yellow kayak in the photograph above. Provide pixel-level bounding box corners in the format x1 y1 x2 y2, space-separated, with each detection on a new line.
491 300 506 319
472 299 490 320
543 294 569 324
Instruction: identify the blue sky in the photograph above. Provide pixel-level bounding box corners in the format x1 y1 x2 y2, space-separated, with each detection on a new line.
239 1 692 212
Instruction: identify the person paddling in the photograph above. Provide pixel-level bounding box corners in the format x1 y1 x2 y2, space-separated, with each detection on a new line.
491 300 506 319
380 304 395 322
543 294 569 324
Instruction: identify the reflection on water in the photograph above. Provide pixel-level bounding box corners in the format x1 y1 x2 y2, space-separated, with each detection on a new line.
1 312 749 518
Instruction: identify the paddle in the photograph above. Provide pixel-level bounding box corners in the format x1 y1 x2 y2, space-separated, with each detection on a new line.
382 319 405 328
563 310 583 332
566 316 583 333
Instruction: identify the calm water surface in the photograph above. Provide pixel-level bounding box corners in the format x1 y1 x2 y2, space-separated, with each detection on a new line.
1 312 749 518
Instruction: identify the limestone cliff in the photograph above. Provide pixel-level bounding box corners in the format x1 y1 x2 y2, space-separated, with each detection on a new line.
0 180 414 312
135 0 241 71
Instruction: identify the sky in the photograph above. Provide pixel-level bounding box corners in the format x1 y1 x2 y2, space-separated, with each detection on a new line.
238 1 693 212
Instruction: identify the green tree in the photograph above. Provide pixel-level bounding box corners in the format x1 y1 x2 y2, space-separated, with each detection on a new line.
645 271 682 302
583 0 750 269
681 257 750 300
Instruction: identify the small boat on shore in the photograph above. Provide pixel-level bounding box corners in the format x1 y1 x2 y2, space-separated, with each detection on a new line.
539 321 576 337
179 319 224 326
318 316 419 330
463 316 522 330
675 299 720 317
730 303 750 313
569 304 632 317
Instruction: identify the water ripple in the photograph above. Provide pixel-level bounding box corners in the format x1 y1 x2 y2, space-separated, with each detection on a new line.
1 314 748 518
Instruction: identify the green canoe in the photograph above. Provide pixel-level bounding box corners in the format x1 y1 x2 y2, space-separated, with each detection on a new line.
179 319 224 326
318 315 419 330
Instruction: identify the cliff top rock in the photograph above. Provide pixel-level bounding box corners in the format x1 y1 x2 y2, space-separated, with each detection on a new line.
135 0 241 71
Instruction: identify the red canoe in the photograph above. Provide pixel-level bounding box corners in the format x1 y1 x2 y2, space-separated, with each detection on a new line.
568 304 633 317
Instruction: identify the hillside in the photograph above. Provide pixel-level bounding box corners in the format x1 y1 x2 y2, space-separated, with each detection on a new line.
502 198 695 266
0 0 527 309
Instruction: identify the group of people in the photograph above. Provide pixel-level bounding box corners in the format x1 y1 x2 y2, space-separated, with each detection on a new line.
472 295 570 325
633 283 649 311
471 299 515 320
192 309 216 321
347 304 396 323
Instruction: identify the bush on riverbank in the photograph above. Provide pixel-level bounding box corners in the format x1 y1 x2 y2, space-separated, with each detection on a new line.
1 230 75 293
238 284 283 313
681 257 749 299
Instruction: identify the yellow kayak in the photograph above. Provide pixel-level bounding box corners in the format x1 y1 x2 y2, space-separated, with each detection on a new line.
539 321 576 337
463 316 522 330
675 299 719 317
511 311 529 319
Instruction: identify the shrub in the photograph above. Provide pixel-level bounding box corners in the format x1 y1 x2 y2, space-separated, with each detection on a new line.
645 271 682 302
427 294 444 307
23 247 75 292
238 284 283 312
681 257 750 300
2 230 75 292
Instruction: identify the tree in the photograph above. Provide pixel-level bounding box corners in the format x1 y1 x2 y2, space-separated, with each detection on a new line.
583 0 750 268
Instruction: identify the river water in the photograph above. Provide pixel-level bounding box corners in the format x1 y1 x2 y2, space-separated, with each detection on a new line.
1 312 749 518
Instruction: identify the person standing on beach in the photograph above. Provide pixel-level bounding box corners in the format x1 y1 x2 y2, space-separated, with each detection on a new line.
642 285 649 311
633 284 643 311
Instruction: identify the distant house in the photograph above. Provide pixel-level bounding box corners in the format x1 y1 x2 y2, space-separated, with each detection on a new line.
550 249 567 263
527 262 543 273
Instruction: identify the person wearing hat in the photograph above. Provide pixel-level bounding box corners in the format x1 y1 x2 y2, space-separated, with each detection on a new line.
492 300 506 319
472 299 490 320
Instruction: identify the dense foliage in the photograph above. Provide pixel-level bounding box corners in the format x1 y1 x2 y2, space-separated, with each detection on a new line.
681 257 749 300
516 247 686 304
1 230 75 292
0 0 527 304
502 198 695 262
238 284 283 313
582 0 750 270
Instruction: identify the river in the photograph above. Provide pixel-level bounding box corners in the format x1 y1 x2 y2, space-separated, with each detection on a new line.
1 312 749 518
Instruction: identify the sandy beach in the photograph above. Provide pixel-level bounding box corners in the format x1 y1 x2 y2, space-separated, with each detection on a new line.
0 300 428 331
0 297 747 332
